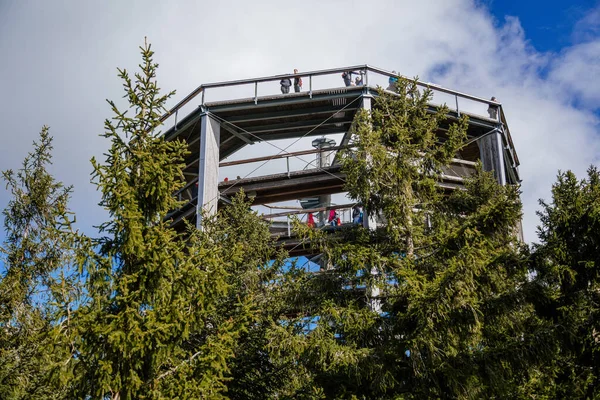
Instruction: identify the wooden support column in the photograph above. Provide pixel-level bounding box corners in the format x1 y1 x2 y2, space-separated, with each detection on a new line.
478 129 506 186
361 95 378 231
197 113 221 228
359 94 381 313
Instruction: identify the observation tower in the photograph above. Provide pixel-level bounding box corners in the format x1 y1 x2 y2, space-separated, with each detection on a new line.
161 65 521 254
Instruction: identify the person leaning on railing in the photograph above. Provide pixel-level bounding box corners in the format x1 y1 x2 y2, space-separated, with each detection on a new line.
355 72 364 86
293 69 302 93
280 76 292 94
342 70 360 87
487 96 499 119
387 70 398 91
352 205 363 224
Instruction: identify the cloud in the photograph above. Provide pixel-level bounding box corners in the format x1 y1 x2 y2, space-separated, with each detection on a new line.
416 10 600 241
0 0 598 243
549 41 600 107
572 4 600 43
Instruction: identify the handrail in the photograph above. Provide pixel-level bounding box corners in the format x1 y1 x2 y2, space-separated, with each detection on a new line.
262 202 358 219
159 64 517 175
160 64 368 123
499 106 519 166
219 148 478 169
202 65 368 89
219 145 350 167
159 64 502 124
365 65 500 106
174 155 477 200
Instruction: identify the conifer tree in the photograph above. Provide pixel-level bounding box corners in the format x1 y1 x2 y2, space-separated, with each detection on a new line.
70 40 286 400
271 80 540 398
200 195 290 400
529 167 600 398
3 43 581 399
0 40 292 400
69 39 229 399
0 127 79 399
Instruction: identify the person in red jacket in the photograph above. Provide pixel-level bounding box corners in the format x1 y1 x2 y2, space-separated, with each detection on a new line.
328 209 336 226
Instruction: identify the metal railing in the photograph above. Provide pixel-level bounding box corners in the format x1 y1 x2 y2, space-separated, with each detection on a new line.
160 64 519 187
159 64 504 126
173 153 479 202
266 203 359 238
159 64 518 169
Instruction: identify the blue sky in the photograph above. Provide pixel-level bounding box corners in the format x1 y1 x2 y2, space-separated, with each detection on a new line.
0 0 599 248
488 0 599 52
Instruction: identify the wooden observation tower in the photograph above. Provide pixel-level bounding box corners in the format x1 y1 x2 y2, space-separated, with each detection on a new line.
161 65 521 255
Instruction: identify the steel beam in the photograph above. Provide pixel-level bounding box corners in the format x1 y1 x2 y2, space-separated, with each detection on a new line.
219 121 253 144
224 105 361 124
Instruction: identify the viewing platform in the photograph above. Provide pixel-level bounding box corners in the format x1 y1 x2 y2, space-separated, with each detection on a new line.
160 65 521 247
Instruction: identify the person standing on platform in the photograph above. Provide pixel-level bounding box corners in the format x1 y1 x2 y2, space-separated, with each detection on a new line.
342 71 353 87
387 70 399 91
352 205 363 224
328 209 337 226
487 96 499 119
280 76 292 94
293 69 303 93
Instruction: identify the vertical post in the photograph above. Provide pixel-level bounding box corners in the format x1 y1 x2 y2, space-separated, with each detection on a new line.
254 81 258 105
361 95 377 231
455 95 460 116
359 94 381 312
174 109 178 131
478 128 506 186
496 128 507 186
197 113 221 229
286 156 290 178
309 75 312 98
312 137 335 227
201 88 205 106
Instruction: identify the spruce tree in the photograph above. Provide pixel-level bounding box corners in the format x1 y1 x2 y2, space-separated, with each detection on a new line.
199 195 290 400
69 40 225 399
529 167 600 398
71 40 287 400
0 40 293 400
0 127 79 399
270 80 539 398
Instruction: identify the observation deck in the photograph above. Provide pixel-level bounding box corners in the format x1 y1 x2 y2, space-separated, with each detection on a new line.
160 65 521 247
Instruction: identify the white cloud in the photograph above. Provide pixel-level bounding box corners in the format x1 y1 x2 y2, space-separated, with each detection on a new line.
572 4 600 42
0 0 598 242
549 40 600 106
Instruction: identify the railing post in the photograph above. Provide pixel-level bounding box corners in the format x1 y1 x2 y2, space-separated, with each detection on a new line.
254 81 258 105
174 109 178 131
286 156 290 178
201 88 205 106
364 68 369 87
309 75 312 99
455 94 460 117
